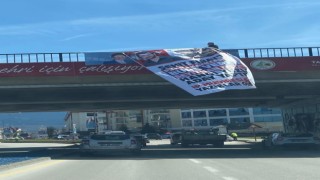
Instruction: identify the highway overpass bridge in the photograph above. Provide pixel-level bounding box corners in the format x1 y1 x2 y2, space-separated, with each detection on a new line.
0 47 319 112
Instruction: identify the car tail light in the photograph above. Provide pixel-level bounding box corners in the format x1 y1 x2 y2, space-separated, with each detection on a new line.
131 140 137 145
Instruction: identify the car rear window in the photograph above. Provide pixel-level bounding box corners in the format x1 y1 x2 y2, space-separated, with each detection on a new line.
91 134 130 140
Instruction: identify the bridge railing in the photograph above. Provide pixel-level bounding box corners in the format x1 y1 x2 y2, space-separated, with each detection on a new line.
0 53 84 64
0 47 319 64
237 47 320 58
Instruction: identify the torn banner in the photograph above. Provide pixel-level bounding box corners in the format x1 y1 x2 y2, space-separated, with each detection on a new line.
85 47 256 96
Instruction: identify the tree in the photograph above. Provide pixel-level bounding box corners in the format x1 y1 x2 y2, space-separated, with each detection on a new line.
141 123 156 134
47 127 56 138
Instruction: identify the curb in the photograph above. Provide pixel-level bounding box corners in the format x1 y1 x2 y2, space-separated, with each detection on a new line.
0 145 79 171
0 157 51 171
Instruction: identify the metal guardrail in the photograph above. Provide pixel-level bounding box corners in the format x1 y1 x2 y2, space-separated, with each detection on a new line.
237 47 320 58
0 47 319 64
0 53 83 64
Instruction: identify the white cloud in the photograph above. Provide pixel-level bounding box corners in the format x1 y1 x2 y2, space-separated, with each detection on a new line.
60 34 93 41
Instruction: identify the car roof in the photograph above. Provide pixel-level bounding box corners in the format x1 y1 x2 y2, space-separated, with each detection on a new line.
104 131 126 135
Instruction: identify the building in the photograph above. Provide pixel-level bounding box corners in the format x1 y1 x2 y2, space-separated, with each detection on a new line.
176 107 283 133
144 109 172 128
64 112 108 134
64 107 283 134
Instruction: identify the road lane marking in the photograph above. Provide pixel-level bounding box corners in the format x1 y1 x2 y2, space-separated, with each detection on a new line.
0 160 65 178
203 166 219 173
222 177 239 180
188 159 201 164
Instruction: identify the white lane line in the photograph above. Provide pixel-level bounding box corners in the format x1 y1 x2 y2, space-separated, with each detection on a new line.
188 159 201 164
203 166 219 173
222 177 239 180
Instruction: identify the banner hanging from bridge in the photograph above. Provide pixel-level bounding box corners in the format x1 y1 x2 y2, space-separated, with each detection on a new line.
85 47 256 96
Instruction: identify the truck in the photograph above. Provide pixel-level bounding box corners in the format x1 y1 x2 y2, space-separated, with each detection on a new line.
180 128 226 147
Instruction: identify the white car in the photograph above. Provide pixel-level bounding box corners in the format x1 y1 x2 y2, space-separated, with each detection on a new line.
262 133 320 149
80 131 141 154
57 134 70 140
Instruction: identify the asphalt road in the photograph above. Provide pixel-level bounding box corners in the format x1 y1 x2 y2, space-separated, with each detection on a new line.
1 140 320 180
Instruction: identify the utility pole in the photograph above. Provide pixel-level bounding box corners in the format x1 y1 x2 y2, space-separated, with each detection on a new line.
70 113 73 133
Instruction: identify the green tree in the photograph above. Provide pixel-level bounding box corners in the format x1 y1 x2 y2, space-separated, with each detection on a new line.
141 123 156 134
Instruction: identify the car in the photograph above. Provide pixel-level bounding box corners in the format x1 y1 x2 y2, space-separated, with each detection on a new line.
20 133 31 139
262 133 320 149
67 133 79 140
146 133 162 140
56 134 70 140
104 131 126 135
170 132 182 145
132 134 149 147
161 133 171 139
80 131 141 154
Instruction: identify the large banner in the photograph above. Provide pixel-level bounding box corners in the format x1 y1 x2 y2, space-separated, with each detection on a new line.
85 47 256 96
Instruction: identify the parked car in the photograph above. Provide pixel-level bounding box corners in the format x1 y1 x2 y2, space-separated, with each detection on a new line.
56 134 70 140
262 133 320 149
54 134 79 140
161 133 171 139
132 134 149 147
146 133 162 140
20 133 31 139
80 131 141 154
170 132 182 145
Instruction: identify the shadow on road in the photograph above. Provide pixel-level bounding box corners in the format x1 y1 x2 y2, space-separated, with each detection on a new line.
2 142 320 161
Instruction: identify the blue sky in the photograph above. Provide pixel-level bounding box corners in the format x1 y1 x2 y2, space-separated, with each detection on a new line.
0 112 66 131
1 0 320 53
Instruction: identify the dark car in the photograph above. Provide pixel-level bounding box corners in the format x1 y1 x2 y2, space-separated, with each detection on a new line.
133 134 149 147
146 133 162 140
20 133 31 139
170 132 182 145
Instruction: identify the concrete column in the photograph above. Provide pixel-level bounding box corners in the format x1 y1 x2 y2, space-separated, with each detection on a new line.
249 108 254 123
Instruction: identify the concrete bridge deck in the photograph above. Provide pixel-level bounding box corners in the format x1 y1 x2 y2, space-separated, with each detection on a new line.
0 47 319 112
